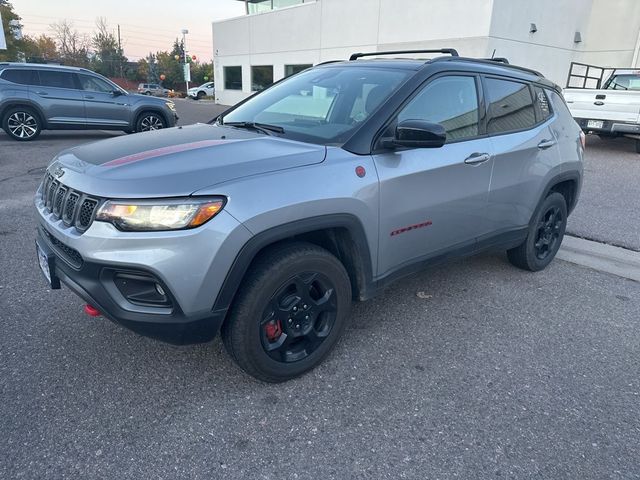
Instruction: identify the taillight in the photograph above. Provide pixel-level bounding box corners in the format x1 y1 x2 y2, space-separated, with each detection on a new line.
579 131 586 149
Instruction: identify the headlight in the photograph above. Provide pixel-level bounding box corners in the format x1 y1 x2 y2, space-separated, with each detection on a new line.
95 197 225 231
165 101 176 112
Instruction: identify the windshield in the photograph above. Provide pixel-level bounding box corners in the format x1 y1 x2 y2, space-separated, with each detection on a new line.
221 66 412 145
606 74 640 91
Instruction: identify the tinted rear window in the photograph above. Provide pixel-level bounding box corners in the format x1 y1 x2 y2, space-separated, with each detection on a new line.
0 69 39 85
485 77 536 134
38 70 77 89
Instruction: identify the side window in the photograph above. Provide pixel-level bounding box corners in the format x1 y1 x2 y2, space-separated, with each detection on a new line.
79 74 114 93
38 70 78 89
0 69 39 85
397 75 479 142
484 78 536 134
533 86 552 121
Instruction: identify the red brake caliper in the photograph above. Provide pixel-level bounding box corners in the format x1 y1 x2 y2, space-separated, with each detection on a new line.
265 319 282 342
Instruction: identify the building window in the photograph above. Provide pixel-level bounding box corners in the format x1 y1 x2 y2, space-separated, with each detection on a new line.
285 64 313 77
224 66 242 90
247 0 309 14
251 65 274 92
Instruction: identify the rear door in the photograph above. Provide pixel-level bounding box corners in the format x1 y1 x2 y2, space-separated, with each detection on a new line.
78 74 130 128
484 77 560 231
32 69 85 126
373 74 494 277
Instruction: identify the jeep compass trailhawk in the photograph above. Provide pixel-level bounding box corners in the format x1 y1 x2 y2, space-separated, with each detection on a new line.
35 49 583 382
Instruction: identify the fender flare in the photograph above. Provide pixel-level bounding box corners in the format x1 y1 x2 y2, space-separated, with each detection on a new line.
211 213 375 316
539 170 582 215
0 100 48 129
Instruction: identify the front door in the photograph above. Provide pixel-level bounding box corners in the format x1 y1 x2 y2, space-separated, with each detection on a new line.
373 74 494 278
78 74 130 128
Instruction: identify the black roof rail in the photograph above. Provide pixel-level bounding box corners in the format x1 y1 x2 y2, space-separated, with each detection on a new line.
316 60 343 66
431 56 543 77
485 57 510 64
349 48 459 61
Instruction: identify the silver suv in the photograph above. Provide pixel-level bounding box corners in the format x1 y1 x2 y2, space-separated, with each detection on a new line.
34 49 583 382
0 63 178 141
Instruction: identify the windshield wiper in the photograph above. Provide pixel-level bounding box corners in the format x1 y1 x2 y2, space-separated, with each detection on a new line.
223 121 285 135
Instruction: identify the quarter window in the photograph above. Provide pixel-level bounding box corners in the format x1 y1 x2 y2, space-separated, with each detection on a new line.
37 70 77 89
533 86 552 121
224 66 242 90
485 78 536 134
397 75 479 142
0 69 38 85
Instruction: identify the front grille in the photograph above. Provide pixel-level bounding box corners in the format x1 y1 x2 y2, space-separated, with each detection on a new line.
40 172 101 233
41 227 83 269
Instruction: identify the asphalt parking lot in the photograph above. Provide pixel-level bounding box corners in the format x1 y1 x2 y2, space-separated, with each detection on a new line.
1 99 639 479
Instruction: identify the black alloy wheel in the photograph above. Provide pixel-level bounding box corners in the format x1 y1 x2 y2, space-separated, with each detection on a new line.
221 242 351 383
507 192 567 271
260 271 338 363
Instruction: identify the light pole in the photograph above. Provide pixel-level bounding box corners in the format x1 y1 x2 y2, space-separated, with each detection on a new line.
181 28 190 93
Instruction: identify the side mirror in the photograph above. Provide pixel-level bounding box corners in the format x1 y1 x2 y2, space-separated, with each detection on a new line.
112 90 123 97
388 119 446 149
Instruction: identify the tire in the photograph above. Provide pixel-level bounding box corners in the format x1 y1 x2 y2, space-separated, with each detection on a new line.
221 242 352 383
507 192 567 272
197 90 205 99
635 139 640 154
135 112 166 132
2 106 42 141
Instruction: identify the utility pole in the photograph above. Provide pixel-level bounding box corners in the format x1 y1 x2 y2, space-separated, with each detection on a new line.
181 29 190 93
117 24 123 77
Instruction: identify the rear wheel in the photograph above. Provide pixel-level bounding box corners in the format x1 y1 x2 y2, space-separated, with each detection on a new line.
135 112 166 132
507 192 567 272
2 107 42 141
221 242 352 382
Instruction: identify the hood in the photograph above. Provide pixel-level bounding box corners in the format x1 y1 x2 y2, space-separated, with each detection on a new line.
49 123 327 198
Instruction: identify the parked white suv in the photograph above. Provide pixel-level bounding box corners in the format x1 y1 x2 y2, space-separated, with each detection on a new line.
188 81 215 100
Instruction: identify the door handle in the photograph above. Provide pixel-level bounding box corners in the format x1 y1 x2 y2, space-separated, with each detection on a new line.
35 91 48 95
537 139 557 149
464 153 491 165
84 95 95 99
594 101 605 106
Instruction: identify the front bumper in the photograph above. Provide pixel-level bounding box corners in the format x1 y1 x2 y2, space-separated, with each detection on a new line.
575 118 640 136
35 192 252 345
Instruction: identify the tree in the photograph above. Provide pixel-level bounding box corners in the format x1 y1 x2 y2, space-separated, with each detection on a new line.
51 19 89 68
0 0 24 61
91 17 126 77
21 34 58 63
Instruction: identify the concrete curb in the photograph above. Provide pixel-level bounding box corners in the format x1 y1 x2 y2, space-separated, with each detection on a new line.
557 235 640 282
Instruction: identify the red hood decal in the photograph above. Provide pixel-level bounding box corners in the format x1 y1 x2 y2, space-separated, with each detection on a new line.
102 139 240 167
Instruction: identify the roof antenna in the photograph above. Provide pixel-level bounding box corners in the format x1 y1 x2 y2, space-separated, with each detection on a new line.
491 49 496 59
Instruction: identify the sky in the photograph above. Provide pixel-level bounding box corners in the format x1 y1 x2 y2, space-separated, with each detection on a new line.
11 0 246 62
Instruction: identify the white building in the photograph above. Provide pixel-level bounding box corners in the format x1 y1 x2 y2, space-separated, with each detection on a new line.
0 11 7 50
212 0 640 105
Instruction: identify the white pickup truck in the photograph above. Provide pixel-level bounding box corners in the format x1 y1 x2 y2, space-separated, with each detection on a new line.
563 62 640 152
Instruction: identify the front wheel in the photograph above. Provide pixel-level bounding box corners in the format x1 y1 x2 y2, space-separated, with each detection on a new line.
221 242 352 382
507 192 567 271
135 112 166 132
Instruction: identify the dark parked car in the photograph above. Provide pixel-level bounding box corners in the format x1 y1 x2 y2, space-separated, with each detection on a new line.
0 63 178 141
